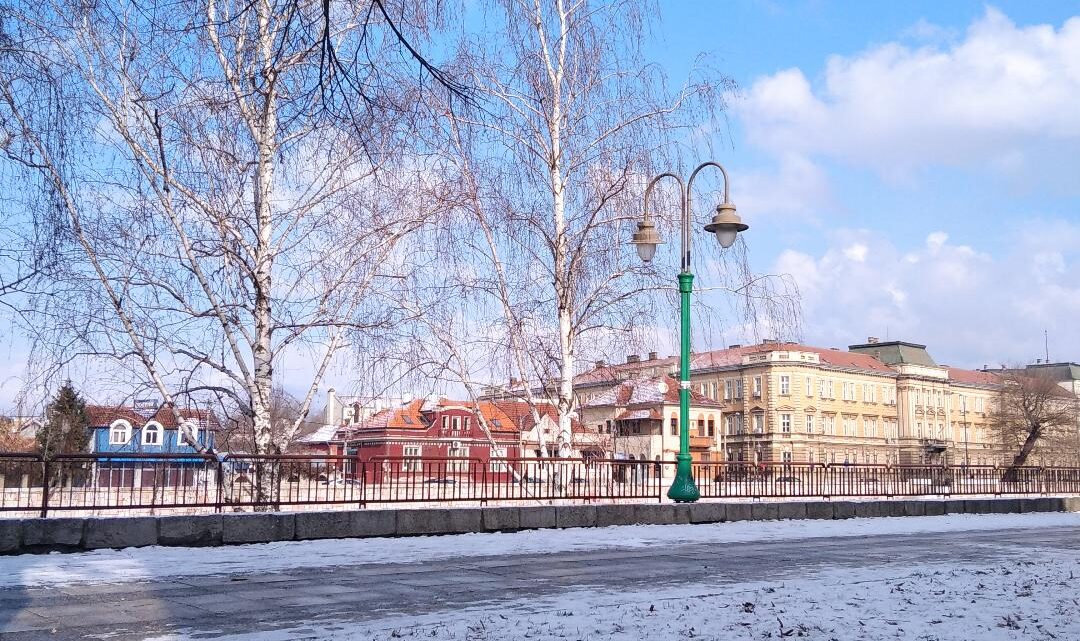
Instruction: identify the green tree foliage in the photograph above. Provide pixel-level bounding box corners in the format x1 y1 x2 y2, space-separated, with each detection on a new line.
37 382 91 458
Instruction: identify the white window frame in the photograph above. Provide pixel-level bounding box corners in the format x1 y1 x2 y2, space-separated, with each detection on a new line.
805 414 814 434
178 420 199 446
752 376 762 398
780 413 791 433
490 447 508 472
448 447 470 472
142 421 162 446
779 375 790 396
805 376 813 397
109 420 131 445
403 446 422 471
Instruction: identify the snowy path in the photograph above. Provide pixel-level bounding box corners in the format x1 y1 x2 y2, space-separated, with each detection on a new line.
0 513 1078 640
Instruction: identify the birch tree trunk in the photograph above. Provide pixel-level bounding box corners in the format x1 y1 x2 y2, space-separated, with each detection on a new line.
1 0 453 476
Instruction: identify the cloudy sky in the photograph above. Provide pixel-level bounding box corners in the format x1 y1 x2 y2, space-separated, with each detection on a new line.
649 0 1080 369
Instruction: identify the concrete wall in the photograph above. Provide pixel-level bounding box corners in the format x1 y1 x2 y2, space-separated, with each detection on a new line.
2 497 1078 555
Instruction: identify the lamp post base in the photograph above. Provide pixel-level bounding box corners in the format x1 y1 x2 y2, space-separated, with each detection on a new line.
666 453 700 503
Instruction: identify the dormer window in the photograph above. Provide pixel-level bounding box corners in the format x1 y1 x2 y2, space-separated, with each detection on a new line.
142 421 162 445
109 420 131 445
178 420 199 446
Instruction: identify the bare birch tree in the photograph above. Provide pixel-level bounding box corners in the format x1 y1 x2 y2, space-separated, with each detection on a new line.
417 0 798 458
0 0 452 467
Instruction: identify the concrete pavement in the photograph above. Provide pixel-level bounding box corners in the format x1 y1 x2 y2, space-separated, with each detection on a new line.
1 521 1078 639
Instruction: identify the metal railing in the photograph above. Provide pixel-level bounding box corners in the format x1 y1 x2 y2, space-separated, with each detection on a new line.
2 453 1080 517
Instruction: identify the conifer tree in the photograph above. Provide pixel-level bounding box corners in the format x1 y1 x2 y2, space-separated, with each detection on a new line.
37 382 91 459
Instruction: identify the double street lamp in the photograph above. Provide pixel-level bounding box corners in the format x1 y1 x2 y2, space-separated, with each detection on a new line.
630 161 748 503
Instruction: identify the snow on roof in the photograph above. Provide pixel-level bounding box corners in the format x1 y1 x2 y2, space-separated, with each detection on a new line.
584 375 722 409
296 424 342 444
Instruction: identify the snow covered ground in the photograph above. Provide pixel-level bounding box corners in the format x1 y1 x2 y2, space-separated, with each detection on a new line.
4 513 1079 640
1 512 1078 590
191 557 1080 641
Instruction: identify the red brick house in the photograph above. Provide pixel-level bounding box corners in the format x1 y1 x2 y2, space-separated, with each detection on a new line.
338 398 524 481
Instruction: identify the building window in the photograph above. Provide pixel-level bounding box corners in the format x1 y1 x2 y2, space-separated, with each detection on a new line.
864 417 877 438
752 413 764 434
465 417 472 431
490 448 507 472
606 420 612 434
780 413 791 433
403 446 422 471
724 380 733 400
805 415 814 434
697 416 706 437
178 421 199 446
752 376 762 398
670 416 678 436
442 416 449 430
843 417 856 436
781 450 793 463
452 416 461 431
826 380 835 399
707 417 715 437
736 380 743 399
818 379 826 397
806 376 813 397
823 415 835 435
109 420 131 445
448 447 470 472
142 422 161 446
710 381 718 400
779 375 790 395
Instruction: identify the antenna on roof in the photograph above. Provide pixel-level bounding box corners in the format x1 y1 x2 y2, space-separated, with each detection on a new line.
1045 329 1050 363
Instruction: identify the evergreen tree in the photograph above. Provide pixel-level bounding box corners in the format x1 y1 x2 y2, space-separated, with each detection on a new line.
37 382 91 459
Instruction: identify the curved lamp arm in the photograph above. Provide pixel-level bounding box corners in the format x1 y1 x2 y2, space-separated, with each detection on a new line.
685 161 731 273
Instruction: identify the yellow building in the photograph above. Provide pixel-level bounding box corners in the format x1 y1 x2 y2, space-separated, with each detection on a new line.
575 338 1010 466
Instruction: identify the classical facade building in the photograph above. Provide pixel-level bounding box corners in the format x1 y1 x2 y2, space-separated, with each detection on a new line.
574 338 1009 466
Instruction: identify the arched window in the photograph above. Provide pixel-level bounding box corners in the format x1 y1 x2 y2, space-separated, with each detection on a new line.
178 420 200 446
109 420 131 445
142 421 162 445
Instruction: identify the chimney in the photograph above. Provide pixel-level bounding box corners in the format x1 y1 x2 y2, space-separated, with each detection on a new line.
594 360 606 368
729 344 741 349
626 354 640 364
647 351 658 361
509 376 519 386
326 388 339 425
867 336 879 344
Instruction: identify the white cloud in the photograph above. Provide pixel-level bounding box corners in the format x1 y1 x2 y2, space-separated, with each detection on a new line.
736 9 1080 183
843 243 868 262
774 220 1080 367
734 153 832 220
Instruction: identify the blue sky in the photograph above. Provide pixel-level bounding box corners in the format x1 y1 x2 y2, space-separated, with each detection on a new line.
3 1 1080 410
639 1 1080 369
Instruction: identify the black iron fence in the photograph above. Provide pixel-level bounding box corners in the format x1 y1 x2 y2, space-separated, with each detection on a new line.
2 453 1080 517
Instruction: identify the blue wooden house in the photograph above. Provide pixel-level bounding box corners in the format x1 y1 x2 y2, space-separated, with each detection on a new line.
86 404 219 487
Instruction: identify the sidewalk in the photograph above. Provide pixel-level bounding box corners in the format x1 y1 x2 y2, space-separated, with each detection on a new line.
1 513 1079 639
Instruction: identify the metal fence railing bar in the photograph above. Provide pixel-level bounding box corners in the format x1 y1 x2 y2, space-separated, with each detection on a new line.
2 453 1079 517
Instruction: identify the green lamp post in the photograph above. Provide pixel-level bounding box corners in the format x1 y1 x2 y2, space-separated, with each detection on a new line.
630 162 748 503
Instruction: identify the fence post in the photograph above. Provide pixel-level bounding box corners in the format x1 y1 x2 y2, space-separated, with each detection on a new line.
214 456 224 513
39 457 50 518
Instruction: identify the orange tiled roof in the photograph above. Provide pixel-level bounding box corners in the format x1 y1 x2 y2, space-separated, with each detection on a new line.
948 368 1002 387
86 405 220 430
575 342 896 387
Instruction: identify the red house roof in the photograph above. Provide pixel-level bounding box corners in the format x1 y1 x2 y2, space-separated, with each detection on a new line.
86 405 221 430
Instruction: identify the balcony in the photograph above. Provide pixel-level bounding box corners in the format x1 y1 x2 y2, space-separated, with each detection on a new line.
922 438 948 452
689 435 714 450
